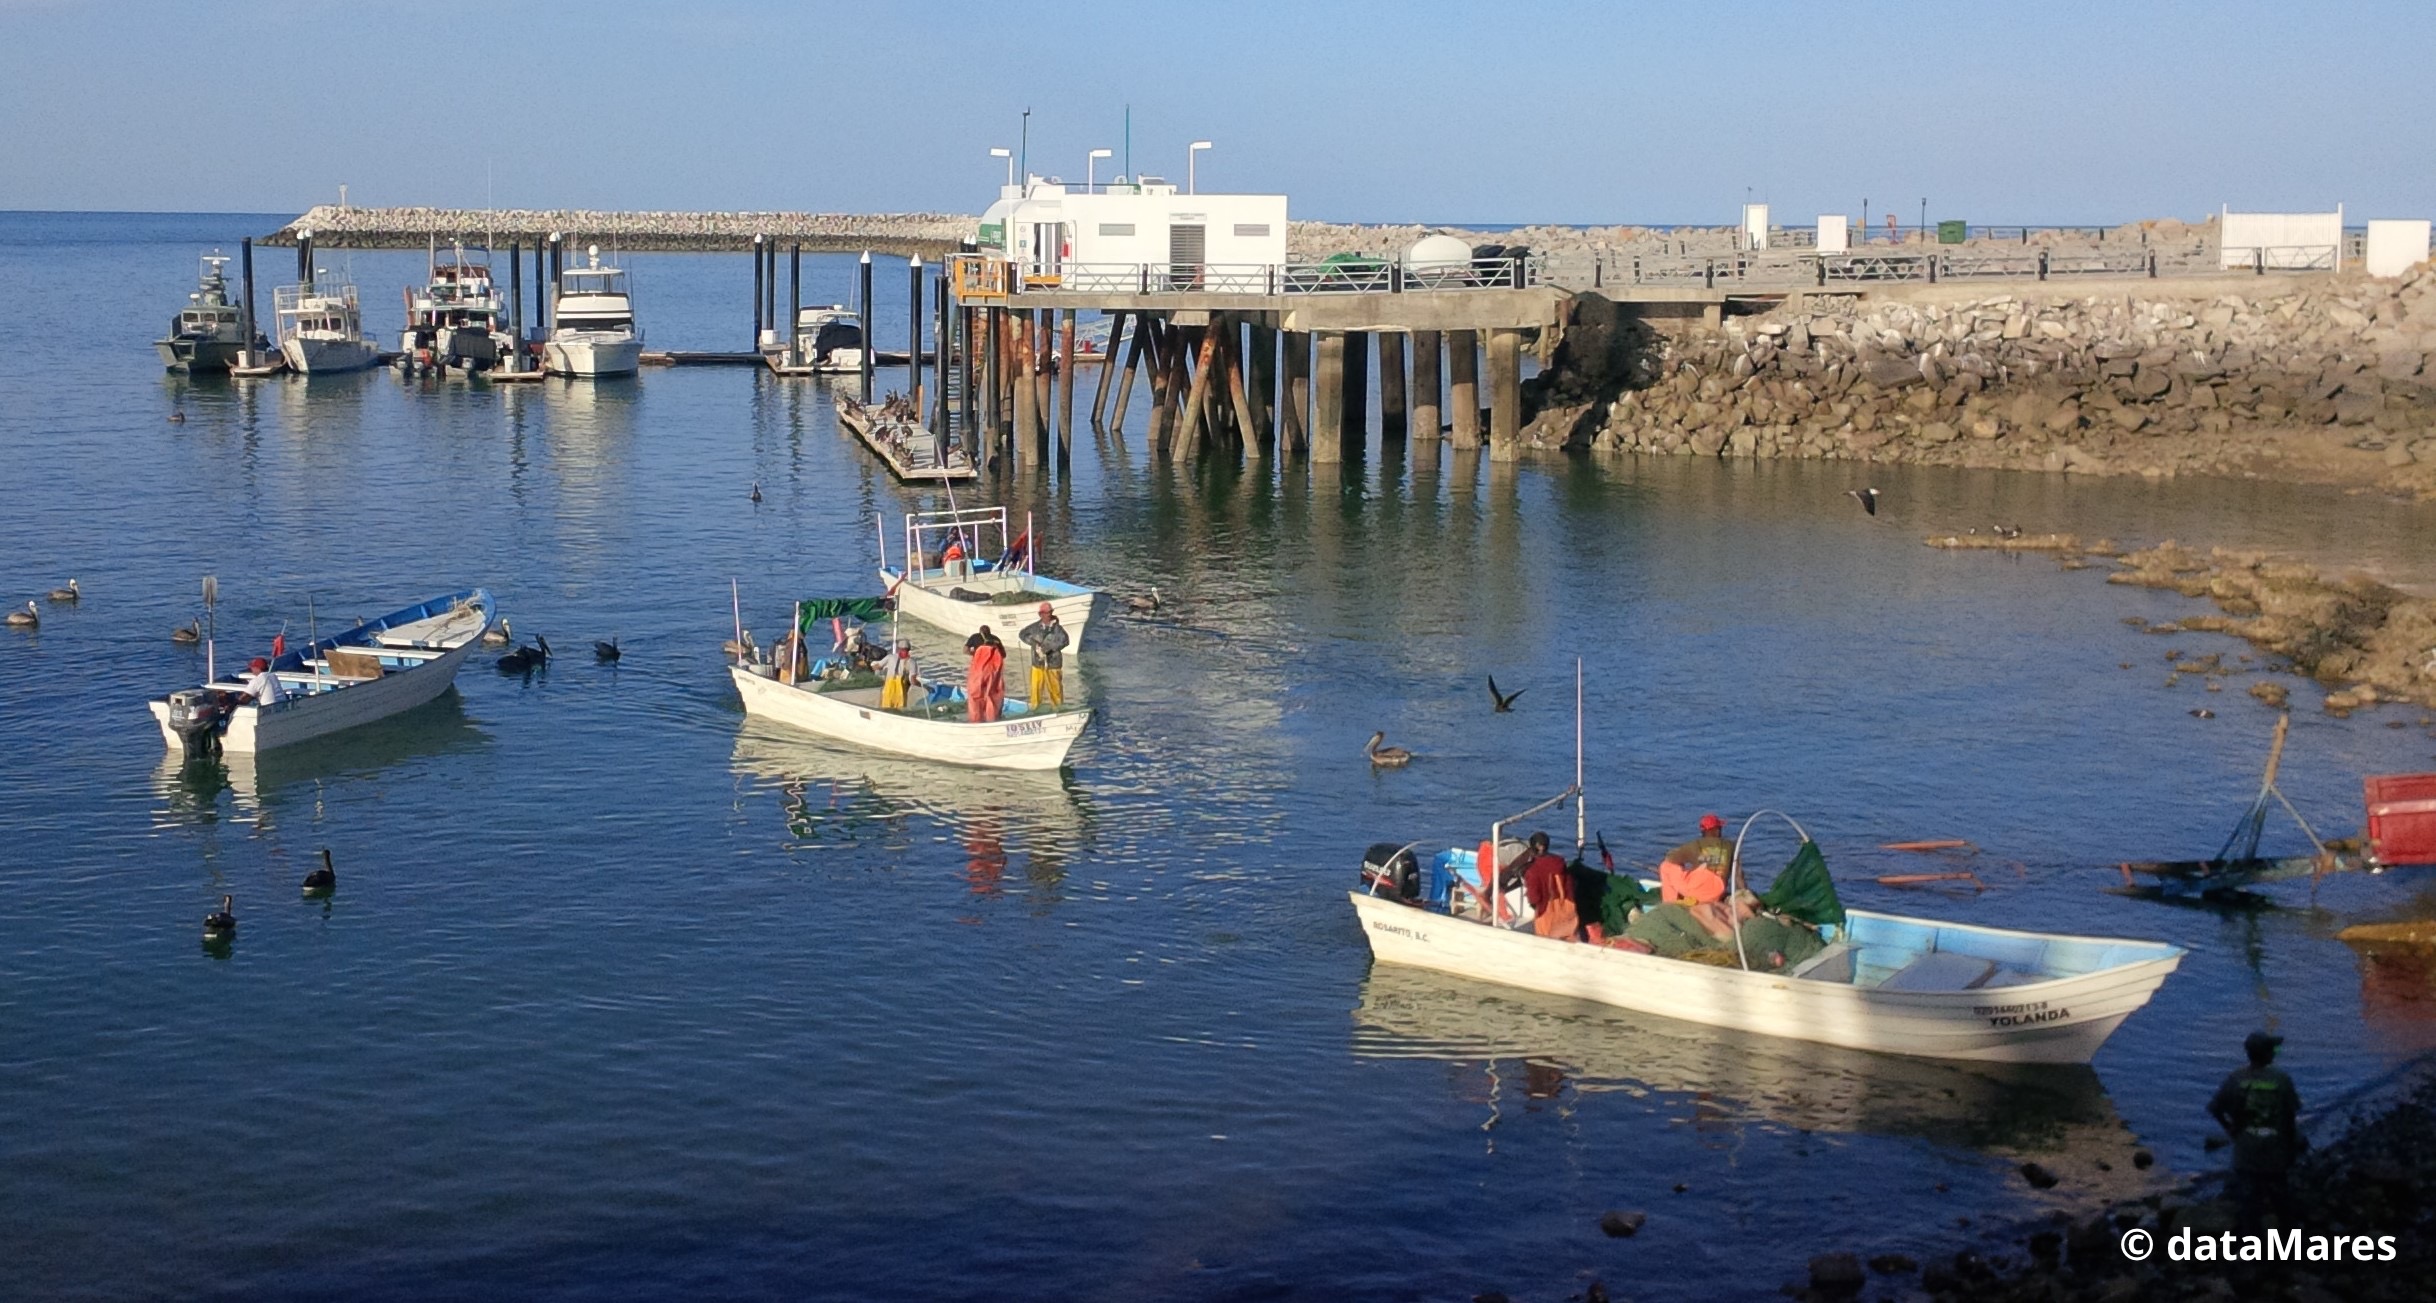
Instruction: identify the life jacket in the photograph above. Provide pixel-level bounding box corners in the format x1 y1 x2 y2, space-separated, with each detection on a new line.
1659 860 1726 904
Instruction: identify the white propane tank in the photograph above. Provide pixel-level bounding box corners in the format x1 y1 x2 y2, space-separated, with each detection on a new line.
1403 234 1474 284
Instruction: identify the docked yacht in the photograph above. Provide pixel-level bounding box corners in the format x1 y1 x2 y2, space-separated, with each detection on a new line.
543 247 643 378
400 245 516 374
155 253 265 373
769 305 865 374
275 280 380 374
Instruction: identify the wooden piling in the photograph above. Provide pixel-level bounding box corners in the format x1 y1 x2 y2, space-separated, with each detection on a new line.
1056 309 1077 460
1109 312 1145 439
1247 319 1276 453
984 307 1004 458
1281 329 1310 457
1379 331 1408 446
1488 327 1522 460
1412 329 1443 440
1343 330 1370 458
1223 319 1260 458
1448 329 1481 448
1143 317 1172 451
1313 332 1346 463
1013 311 1041 459
1091 312 1125 432
1178 325 1218 458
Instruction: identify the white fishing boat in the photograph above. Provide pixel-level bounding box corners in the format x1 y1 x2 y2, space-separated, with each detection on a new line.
1352 789 2184 1065
400 244 516 374
877 507 1099 651
725 593 1089 771
543 247 643 378
148 588 495 756
275 280 380 374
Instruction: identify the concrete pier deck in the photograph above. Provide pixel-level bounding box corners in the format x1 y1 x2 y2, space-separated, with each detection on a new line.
263 206 969 256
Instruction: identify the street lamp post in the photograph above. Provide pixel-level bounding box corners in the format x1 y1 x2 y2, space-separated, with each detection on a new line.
1088 148 1112 193
990 147 1013 191
1188 140 1213 194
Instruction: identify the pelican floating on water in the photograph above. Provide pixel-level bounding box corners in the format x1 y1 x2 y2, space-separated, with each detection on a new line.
46 579 79 603
5 602 37 629
1366 731 1413 768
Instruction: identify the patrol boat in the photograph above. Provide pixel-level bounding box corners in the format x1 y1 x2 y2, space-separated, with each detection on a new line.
155 253 265 373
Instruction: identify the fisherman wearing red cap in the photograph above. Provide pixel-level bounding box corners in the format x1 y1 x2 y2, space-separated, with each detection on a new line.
240 656 287 707
1018 602 1068 708
1659 813 1734 904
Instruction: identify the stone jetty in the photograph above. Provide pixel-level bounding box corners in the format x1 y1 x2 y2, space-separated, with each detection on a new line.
1525 262 2436 498
263 206 973 255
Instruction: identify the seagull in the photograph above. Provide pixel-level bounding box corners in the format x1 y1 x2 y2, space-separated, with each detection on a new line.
4 601 36 629
749 482 763 504
46 579 79 603
1845 487 1880 516
1125 588 1163 614
1365 731 1413 768
2190 708 2215 719
203 895 237 940
1487 676 1525 712
302 849 336 895
594 636 621 663
1991 523 2023 540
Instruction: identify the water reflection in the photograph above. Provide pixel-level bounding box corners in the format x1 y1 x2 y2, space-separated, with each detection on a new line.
148 692 490 829
1352 962 2142 1160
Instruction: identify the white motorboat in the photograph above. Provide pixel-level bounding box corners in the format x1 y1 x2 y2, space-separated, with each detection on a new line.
155 252 266 373
1352 774 2184 1065
400 244 516 373
148 588 494 756
768 305 865 374
543 246 643 378
726 593 1088 770
275 280 380 374
877 507 1100 652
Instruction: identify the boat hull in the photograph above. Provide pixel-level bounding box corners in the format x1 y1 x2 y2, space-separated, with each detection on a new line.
544 335 643 378
281 336 381 374
1348 893 2182 1064
882 568 1100 653
730 665 1086 770
157 337 245 374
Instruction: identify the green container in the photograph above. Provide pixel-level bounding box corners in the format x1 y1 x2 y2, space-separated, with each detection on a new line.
1936 220 1968 245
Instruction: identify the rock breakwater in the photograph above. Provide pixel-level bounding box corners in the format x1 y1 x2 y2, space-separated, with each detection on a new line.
1532 265 2436 497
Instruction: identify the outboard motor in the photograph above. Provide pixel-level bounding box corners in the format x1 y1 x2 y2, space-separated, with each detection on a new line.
1361 842 1422 902
165 689 226 758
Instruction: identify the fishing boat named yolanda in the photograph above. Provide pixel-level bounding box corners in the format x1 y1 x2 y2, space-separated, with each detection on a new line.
543 246 643 378
275 279 381 374
877 506 1098 650
156 252 267 373
1352 714 2182 1064
149 588 495 756
726 592 1089 770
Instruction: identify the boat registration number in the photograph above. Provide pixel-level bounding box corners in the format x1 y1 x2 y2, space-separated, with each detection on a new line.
1975 999 2071 1028
1004 720 1044 737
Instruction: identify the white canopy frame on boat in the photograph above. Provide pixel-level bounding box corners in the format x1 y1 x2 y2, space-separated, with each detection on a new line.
1481 659 1589 928
1726 809 1819 973
880 505 1036 588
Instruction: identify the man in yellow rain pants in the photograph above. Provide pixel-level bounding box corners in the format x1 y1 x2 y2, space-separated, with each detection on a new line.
1019 602 1069 708
880 641 918 710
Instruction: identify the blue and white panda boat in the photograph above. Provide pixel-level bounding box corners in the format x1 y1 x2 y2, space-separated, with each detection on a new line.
149 588 495 756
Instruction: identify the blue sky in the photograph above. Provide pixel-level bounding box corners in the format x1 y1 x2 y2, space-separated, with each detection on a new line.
2 0 2426 224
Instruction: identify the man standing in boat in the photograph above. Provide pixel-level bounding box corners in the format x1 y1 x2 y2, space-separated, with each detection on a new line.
965 625 1006 723
1020 603 1068 709
2209 1030 2306 1234
1660 814 1734 902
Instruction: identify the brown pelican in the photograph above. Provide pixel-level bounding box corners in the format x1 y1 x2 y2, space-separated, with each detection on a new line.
1365 731 1413 767
1125 588 1163 614
45 579 79 603
1845 487 1880 516
4 602 37 629
172 619 203 645
203 895 236 940
302 849 336 895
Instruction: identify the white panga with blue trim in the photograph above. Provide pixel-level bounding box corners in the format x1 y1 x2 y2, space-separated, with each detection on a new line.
1352 796 2184 1065
877 507 1101 652
149 589 494 756
728 661 1089 771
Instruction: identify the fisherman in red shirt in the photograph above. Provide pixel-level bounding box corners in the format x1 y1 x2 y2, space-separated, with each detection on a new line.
1520 831 1582 941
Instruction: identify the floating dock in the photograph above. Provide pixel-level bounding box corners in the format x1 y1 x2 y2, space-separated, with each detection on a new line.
839 396 977 483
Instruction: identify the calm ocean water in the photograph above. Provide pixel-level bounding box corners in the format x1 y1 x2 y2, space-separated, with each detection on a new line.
3 211 2434 1302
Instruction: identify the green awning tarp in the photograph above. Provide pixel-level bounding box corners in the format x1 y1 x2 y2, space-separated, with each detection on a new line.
796 597 893 633
1759 840 1846 930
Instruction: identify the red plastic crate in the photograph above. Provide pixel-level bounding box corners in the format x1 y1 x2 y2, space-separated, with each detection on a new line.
2366 774 2436 867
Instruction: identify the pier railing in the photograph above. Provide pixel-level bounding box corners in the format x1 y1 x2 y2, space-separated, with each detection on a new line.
1540 243 2343 292
946 254 1537 300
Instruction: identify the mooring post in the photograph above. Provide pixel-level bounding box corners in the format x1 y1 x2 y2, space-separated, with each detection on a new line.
857 251 874 403
984 307 1003 457
1448 329 1481 448
533 241 548 336
751 236 765 347
788 244 802 364
1487 327 1522 461
909 256 925 415
237 237 259 366
1281 329 1310 457
766 243 780 342
508 241 524 372
932 273 949 431
1379 331 1408 445
1056 308 1077 461
1412 329 1443 440
1313 332 1346 463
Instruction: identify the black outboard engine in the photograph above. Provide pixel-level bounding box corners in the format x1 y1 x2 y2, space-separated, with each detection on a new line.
1360 842 1422 902
166 689 226 758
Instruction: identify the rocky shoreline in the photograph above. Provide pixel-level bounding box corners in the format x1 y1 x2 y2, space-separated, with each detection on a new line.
1523 265 2436 500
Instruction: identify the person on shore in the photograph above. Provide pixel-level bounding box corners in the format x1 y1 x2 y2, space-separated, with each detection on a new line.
1019 603 1068 708
240 657 286 707
965 625 1006 723
1521 832 1581 941
1660 814 1733 903
2209 1030 2306 1235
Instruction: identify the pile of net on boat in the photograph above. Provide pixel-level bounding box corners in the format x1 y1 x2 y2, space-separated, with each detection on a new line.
1580 842 1845 970
945 587 1063 607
